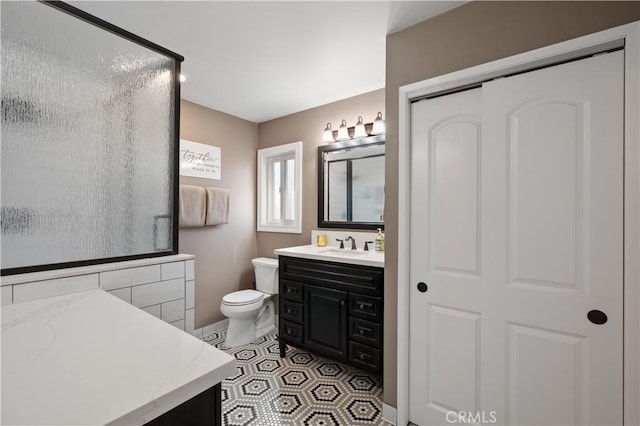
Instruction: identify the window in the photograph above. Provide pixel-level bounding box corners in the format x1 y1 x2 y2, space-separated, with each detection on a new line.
258 142 302 233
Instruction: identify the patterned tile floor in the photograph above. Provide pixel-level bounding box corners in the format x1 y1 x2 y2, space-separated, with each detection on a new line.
202 329 390 426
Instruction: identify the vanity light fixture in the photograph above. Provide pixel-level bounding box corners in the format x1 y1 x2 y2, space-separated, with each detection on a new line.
322 123 335 143
353 116 368 138
322 113 385 143
370 111 385 135
336 119 351 141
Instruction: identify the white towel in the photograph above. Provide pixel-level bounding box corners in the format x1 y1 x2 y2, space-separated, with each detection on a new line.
179 185 206 227
205 187 230 226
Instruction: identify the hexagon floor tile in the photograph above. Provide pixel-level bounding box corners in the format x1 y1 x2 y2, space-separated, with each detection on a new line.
203 329 390 426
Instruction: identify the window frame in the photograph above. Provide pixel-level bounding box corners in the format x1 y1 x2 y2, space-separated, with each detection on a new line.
257 141 303 233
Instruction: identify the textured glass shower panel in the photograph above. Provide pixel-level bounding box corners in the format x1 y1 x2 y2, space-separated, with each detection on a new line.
1 2 176 271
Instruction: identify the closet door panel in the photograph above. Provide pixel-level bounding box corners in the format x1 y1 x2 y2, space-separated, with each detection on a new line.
481 51 623 426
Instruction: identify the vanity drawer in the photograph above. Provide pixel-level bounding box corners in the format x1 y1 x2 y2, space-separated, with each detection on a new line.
349 318 382 348
349 294 382 322
349 341 382 374
281 320 304 345
281 279 303 302
279 256 383 296
281 299 304 323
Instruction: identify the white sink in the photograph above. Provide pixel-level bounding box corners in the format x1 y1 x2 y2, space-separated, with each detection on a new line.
320 248 367 257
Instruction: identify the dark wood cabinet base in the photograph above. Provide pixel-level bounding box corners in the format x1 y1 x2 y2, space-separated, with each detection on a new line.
146 383 222 426
278 256 384 376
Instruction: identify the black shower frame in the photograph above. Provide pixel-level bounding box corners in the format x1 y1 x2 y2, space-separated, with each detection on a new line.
2 1 185 276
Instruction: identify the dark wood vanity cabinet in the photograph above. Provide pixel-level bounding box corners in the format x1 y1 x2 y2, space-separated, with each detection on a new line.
278 256 384 376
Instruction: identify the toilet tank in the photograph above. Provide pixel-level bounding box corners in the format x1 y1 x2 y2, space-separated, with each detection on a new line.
252 257 279 294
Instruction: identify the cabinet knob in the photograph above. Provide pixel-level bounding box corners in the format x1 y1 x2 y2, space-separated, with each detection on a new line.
417 282 428 293
359 354 365 360
588 310 608 325
340 300 345 306
359 329 365 335
359 303 365 309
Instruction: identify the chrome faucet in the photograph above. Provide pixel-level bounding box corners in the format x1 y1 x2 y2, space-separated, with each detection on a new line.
345 236 357 250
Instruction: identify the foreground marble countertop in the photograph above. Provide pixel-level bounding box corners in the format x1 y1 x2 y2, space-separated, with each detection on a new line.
275 244 384 268
1 289 236 426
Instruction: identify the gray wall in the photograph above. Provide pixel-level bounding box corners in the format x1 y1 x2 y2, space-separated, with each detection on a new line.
384 1 639 408
179 100 259 328
256 89 385 257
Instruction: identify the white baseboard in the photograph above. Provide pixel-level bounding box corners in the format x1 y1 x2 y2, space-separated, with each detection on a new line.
195 318 229 338
382 403 397 425
195 314 280 339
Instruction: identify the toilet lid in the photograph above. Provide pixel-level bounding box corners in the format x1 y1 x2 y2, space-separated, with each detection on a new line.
222 289 263 306
252 257 278 267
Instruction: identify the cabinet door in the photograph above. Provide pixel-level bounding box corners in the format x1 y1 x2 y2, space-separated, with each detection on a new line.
304 284 348 360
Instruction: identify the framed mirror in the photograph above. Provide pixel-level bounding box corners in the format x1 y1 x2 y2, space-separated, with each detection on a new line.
318 135 384 230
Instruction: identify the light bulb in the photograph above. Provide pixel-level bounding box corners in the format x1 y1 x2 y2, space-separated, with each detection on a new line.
336 119 350 141
370 112 385 135
353 116 367 138
322 123 334 143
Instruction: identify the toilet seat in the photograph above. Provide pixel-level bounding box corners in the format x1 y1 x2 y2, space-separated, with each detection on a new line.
222 289 264 306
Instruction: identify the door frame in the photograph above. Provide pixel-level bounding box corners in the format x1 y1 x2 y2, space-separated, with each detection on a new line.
397 22 640 426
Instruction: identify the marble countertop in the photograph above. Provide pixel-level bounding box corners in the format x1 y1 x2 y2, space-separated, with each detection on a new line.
1 289 236 426
274 245 384 268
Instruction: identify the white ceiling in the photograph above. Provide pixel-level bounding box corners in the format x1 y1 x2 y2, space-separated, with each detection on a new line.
69 1 465 123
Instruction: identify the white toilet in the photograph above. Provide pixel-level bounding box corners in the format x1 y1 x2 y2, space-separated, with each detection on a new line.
220 257 278 347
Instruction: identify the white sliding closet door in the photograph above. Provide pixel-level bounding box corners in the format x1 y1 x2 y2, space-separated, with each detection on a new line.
409 50 624 426
410 87 484 425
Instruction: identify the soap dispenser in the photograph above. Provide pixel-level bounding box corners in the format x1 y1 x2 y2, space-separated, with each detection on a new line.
375 228 385 252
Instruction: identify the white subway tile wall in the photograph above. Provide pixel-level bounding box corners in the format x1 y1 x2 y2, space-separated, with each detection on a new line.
162 298 185 322
1 255 197 335
186 260 195 281
1 285 13 306
142 304 162 319
186 280 195 310
161 262 184 281
108 287 132 304
170 319 185 331
131 278 185 308
13 274 99 304
186 308 195 335
100 265 161 291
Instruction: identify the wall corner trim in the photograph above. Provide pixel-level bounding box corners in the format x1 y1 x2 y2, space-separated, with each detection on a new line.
382 403 397 425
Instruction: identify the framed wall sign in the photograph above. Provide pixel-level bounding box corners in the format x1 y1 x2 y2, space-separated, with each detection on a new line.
180 139 221 180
